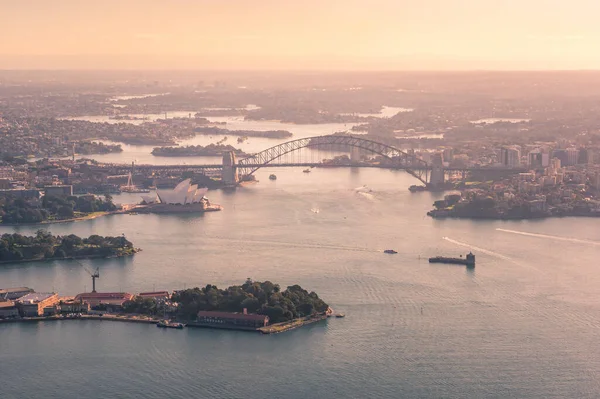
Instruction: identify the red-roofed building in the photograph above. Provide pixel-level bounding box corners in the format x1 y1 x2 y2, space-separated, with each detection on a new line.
74 292 134 310
196 310 269 329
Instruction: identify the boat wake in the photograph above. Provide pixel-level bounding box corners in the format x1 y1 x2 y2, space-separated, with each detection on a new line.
496 228 600 246
354 186 375 201
203 234 378 253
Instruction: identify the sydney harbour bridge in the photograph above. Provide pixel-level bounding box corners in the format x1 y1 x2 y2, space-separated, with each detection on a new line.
95 135 525 187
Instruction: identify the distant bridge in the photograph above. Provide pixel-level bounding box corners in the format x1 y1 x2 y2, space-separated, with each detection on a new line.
91 135 526 186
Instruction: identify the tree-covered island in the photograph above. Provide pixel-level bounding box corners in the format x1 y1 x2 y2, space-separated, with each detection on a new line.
151 144 249 157
0 230 137 263
125 280 329 324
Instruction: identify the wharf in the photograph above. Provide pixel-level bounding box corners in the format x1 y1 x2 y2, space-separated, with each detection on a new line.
258 314 328 334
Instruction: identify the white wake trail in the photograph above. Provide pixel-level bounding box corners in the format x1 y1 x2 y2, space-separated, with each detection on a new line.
496 228 600 246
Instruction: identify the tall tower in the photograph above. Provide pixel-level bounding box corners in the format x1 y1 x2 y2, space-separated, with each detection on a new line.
222 151 239 185
429 152 445 188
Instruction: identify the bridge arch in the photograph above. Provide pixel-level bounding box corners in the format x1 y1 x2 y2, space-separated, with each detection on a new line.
237 135 430 185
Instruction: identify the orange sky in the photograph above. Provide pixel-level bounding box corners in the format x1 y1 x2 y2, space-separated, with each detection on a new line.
1 0 599 70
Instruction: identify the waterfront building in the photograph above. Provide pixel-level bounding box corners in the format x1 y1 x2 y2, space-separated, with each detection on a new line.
44 185 73 197
58 298 91 314
0 300 19 318
154 179 208 205
16 292 59 317
196 310 270 329
74 292 134 310
0 287 34 300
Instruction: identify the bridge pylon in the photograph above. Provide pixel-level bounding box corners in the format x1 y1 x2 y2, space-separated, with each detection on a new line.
428 153 444 188
222 151 239 185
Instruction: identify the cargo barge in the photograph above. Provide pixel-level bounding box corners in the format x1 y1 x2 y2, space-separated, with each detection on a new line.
429 252 475 267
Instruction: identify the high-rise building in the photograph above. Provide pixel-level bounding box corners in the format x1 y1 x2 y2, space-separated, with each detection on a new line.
500 146 521 167
565 148 578 166
551 149 568 167
528 149 543 168
541 153 550 167
578 148 589 165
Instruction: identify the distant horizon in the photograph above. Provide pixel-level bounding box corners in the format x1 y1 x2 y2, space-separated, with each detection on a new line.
3 1 600 71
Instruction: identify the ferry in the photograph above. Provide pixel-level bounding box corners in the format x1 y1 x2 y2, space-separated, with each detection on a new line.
157 320 185 329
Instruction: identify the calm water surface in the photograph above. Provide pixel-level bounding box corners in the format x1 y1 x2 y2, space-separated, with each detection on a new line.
2 168 600 398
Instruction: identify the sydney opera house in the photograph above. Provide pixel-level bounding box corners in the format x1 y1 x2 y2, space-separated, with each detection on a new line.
138 179 221 213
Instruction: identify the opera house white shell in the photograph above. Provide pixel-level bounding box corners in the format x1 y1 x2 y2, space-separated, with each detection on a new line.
142 179 208 205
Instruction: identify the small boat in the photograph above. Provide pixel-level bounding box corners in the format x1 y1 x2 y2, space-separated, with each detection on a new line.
269 174 277 180
335 313 345 318
157 320 185 329
384 249 398 254
303 169 311 173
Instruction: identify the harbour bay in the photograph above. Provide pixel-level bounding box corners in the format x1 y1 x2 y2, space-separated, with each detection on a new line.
2 167 600 398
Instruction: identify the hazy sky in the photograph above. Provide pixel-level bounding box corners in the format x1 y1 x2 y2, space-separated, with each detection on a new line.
1 0 600 70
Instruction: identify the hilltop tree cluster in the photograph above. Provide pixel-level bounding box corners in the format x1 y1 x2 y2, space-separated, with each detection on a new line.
171 280 329 323
0 230 134 262
0 194 115 224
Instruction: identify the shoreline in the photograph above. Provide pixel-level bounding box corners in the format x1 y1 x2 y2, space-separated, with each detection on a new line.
258 314 329 334
428 211 600 221
0 313 330 334
0 211 120 227
0 250 139 265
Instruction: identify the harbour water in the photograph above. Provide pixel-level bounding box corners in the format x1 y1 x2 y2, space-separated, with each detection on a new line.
2 167 600 398
71 116 358 165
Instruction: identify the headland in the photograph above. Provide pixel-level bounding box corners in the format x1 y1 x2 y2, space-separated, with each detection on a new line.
0 280 333 335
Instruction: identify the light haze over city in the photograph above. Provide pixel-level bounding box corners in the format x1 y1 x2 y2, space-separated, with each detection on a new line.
2 1 600 399
2 0 600 69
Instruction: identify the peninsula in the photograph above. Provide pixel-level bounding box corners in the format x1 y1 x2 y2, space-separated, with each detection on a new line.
0 231 138 263
0 194 116 225
194 126 292 139
427 191 600 220
0 280 332 334
151 144 249 157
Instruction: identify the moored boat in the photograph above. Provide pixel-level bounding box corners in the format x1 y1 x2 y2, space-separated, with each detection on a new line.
157 320 185 329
